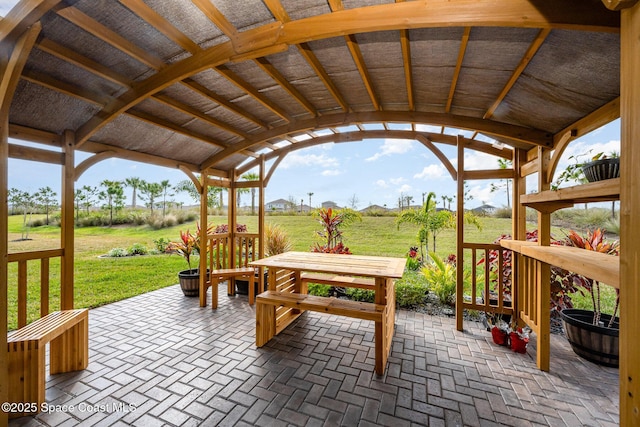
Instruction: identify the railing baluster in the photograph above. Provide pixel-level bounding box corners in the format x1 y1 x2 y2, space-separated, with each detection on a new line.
498 248 504 310
484 248 490 310
18 260 28 328
40 258 50 317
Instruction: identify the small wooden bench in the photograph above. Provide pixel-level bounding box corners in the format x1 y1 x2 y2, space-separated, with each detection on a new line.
7 309 89 417
256 290 391 374
300 272 375 290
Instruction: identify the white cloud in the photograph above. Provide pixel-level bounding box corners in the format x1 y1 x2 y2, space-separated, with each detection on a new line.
397 184 412 193
467 183 496 206
390 177 406 185
452 151 502 171
366 139 414 162
414 164 447 180
375 179 389 188
280 152 339 169
321 169 342 176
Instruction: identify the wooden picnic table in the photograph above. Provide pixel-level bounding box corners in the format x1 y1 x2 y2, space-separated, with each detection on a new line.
250 251 406 375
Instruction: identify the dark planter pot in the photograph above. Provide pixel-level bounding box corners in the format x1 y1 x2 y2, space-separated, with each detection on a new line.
178 269 208 297
235 271 268 295
582 158 620 183
560 309 619 368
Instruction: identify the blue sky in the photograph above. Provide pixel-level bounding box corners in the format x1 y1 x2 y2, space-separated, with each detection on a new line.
1 1 621 210
8 120 620 210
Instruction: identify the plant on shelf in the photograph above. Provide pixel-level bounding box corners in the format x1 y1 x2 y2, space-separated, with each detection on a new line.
558 228 620 367
552 150 620 190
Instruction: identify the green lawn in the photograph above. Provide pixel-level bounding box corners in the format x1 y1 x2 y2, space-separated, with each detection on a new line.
6 212 614 330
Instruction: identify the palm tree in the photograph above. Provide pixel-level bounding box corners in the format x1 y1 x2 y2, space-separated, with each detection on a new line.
241 172 260 215
396 192 438 257
124 177 144 209
160 179 173 217
489 159 513 208
308 192 314 210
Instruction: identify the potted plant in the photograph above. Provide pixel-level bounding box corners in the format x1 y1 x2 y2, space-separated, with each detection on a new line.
559 229 620 367
168 227 209 297
553 151 619 189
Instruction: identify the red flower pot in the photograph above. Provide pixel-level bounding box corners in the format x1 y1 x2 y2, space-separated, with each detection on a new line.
509 332 528 353
491 327 508 346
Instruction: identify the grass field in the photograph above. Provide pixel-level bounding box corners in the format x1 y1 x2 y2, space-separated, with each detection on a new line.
6 212 615 330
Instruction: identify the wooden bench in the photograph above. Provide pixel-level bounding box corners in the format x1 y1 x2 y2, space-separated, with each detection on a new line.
7 309 89 417
300 272 375 290
256 290 391 374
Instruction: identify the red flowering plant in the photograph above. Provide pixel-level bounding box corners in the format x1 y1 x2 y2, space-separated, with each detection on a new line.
405 246 422 270
167 229 197 271
479 230 581 317
311 208 360 254
563 228 619 327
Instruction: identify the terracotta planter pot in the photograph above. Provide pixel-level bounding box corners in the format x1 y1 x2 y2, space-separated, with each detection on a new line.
509 332 528 354
491 327 508 346
560 309 619 367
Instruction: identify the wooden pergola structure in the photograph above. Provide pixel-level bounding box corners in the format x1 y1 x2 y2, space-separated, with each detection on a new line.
0 0 638 424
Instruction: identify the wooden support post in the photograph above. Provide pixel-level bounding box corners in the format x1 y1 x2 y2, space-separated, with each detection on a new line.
512 149 527 327
536 146 551 372
61 130 75 310
0 23 42 424
199 172 208 308
455 136 465 331
258 156 266 291
228 169 237 269
620 2 640 423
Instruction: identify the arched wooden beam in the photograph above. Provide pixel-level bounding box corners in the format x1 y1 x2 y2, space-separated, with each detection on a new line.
73 0 614 147
415 134 457 180
546 130 576 183
236 129 512 175
74 150 115 181
205 113 535 170
264 154 285 187
0 0 62 45
178 165 202 194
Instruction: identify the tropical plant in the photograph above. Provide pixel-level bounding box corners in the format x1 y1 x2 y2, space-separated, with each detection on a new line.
396 192 437 257
552 151 619 191
563 228 620 327
421 252 458 305
153 237 171 253
160 179 173 217
394 272 429 308
405 246 422 271
124 177 144 209
346 288 375 303
167 229 197 270
311 207 361 254
265 223 293 256
174 178 223 209
241 172 260 215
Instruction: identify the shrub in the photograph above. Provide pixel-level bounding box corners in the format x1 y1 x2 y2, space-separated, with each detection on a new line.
128 243 148 256
345 288 375 303
107 248 128 257
153 237 171 253
307 283 331 297
493 207 512 219
395 271 429 308
265 223 293 256
421 252 456 305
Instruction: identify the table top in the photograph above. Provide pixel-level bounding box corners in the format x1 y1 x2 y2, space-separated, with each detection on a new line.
249 251 406 279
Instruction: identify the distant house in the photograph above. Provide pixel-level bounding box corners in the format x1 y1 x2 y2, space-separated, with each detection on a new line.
471 204 497 216
266 199 291 212
321 201 341 209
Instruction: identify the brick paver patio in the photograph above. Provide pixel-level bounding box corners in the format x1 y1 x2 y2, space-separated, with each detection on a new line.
9 284 619 426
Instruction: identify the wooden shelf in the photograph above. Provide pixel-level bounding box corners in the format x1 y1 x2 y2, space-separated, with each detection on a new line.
500 241 619 289
520 178 620 212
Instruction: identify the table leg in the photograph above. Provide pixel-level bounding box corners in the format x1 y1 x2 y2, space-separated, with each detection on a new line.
374 277 394 375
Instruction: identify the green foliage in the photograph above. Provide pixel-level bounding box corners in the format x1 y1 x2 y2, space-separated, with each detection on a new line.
265 223 293 256
345 288 375 303
153 237 171 253
311 207 360 253
307 283 331 297
394 271 429 307
128 243 148 256
107 247 128 257
421 252 457 305
492 208 512 219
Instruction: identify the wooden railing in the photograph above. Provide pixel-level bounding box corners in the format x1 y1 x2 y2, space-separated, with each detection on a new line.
207 232 260 269
8 249 63 329
459 243 514 317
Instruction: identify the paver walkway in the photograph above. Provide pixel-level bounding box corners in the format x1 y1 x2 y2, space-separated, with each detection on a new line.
10 284 619 426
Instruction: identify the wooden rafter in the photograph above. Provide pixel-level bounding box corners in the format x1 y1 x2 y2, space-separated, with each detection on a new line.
0 0 62 45
446 27 470 113
21 69 108 105
72 0 614 147
296 44 349 112
191 0 237 38
254 57 317 116
484 28 551 119
263 0 289 22
57 7 165 69
202 110 548 169
215 65 292 122
345 34 380 111
119 0 200 54
400 28 414 111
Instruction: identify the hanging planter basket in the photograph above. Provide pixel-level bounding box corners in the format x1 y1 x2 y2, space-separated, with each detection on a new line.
582 158 620 183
